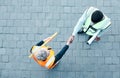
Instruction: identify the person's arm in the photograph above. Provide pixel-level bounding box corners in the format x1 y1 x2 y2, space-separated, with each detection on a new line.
72 9 88 36
36 36 53 46
68 8 88 44
30 37 52 53
30 40 44 53
54 37 72 63
57 45 69 58
54 44 69 64
36 40 44 46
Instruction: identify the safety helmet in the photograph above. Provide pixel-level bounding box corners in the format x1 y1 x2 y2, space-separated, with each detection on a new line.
36 49 49 61
91 10 104 23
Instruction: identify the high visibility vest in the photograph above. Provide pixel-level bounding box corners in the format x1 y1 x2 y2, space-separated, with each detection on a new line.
32 46 55 69
83 7 111 36
83 15 110 36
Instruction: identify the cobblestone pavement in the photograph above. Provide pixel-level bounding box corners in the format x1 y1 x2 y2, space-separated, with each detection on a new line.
0 0 120 78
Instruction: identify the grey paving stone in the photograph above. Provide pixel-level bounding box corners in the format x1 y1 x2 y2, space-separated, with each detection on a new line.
61 72 76 78
3 40 17 48
0 0 120 78
0 63 6 69
0 20 6 26
6 20 14 27
68 0 75 7
97 72 113 78
64 7 71 13
16 27 24 34
100 7 113 14
61 0 67 6
97 57 105 64
87 50 95 56
0 40 3 48
112 42 120 50
30 71 47 78
103 0 112 7
108 35 115 42
76 72 84 78
43 6 50 13
2 55 9 63
115 35 120 42
112 57 119 64
21 70 31 78
10 13 31 20
1 70 9 78
8 70 22 78
97 0 103 6
82 0 97 7
0 13 10 20
105 57 113 64
113 72 120 78
94 50 103 56
109 65 118 72
71 7 83 14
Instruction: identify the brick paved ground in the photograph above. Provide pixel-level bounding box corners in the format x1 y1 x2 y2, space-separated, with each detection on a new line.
0 0 120 78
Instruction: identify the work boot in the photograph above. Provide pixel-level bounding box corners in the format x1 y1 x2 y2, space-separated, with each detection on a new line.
88 36 92 41
95 37 100 41
77 30 84 34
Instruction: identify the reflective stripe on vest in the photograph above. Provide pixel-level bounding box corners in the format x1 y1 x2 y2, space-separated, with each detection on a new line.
45 56 55 68
83 15 95 35
32 46 55 69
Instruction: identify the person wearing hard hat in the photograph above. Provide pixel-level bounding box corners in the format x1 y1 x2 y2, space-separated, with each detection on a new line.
30 36 72 69
69 7 111 44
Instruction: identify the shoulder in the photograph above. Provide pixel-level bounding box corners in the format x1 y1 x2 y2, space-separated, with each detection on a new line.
30 45 39 53
86 7 99 16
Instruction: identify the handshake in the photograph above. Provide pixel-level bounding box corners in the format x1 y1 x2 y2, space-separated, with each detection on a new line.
66 35 75 45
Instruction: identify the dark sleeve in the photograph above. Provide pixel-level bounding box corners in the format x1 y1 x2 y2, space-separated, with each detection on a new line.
54 45 69 63
36 40 44 46
30 40 44 53
58 45 69 56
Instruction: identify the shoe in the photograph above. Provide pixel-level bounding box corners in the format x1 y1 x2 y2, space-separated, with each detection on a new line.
77 30 84 34
88 36 92 41
95 37 100 41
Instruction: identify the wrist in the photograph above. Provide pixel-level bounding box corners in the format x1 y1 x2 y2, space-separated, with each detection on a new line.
71 34 75 37
66 42 70 45
72 35 75 38
43 39 46 42
72 33 76 37
66 43 70 46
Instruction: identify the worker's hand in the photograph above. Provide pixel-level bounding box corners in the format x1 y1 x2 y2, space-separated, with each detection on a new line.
67 35 75 45
95 36 100 41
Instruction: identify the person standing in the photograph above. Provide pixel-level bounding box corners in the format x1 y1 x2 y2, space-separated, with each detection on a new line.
30 34 72 69
69 7 111 44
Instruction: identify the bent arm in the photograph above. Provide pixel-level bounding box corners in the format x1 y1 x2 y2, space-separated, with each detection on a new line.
30 40 44 53
36 40 44 46
72 9 88 36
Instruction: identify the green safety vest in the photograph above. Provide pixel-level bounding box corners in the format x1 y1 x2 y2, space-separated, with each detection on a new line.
83 15 109 36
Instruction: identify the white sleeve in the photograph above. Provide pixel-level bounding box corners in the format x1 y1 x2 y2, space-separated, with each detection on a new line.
72 9 88 36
